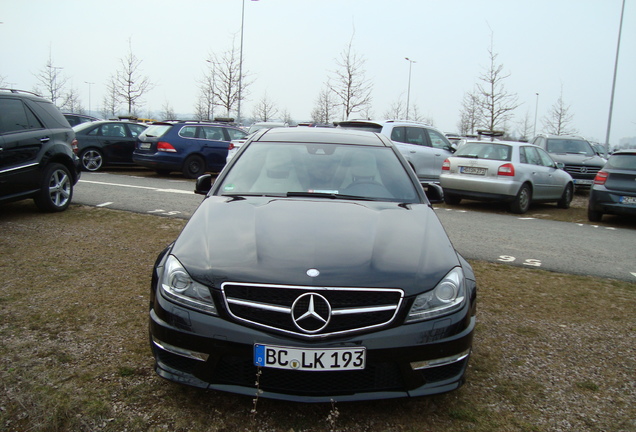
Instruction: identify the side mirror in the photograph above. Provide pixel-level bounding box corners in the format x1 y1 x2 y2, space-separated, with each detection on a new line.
422 182 444 204
195 174 213 195
555 162 565 170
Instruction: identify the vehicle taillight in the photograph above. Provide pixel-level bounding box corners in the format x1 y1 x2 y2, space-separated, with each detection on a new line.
498 163 515 176
157 142 177 152
71 138 79 155
228 143 235 151
442 159 451 171
594 170 608 185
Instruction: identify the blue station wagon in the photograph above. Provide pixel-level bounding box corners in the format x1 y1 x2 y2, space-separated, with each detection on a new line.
133 121 247 178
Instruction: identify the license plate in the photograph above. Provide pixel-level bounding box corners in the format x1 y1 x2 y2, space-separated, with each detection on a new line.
139 143 151 149
620 196 636 205
574 179 593 185
460 166 487 175
254 344 366 371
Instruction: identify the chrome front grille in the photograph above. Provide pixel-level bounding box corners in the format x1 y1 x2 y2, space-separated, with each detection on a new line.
563 164 601 178
221 283 404 339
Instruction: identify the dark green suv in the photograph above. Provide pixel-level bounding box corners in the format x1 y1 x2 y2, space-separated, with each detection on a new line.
0 89 81 212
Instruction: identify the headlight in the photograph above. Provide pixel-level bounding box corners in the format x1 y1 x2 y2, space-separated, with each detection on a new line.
159 255 217 315
405 267 465 323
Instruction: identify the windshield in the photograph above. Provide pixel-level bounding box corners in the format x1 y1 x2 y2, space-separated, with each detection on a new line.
546 139 595 156
455 142 512 161
217 142 419 202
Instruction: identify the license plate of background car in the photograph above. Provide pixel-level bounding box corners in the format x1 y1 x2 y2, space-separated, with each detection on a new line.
460 166 487 175
140 143 151 149
620 196 636 205
254 344 366 371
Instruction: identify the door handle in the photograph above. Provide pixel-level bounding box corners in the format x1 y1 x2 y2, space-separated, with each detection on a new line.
40 137 50 143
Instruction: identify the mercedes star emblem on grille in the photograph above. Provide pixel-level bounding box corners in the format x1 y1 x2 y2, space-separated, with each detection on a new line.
291 293 331 333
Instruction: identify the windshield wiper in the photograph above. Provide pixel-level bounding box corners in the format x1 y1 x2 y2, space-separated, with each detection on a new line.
286 191 377 201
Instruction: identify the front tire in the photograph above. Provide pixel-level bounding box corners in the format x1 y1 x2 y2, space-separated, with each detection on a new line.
510 184 531 214
182 155 206 179
556 184 573 209
80 148 104 172
33 163 73 212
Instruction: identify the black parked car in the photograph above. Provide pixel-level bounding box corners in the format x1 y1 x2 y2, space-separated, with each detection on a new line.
74 120 147 171
63 113 100 127
133 120 247 178
588 150 636 222
0 89 80 212
148 127 477 402
532 134 606 189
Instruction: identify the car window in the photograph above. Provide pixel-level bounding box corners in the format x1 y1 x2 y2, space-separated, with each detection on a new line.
102 123 126 137
405 127 426 146
179 126 197 138
141 124 171 138
521 146 542 166
427 129 450 150
546 139 594 156
456 143 511 161
606 154 636 171
226 128 247 140
0 98 40 133
218 142 419 202
128 123 146 138
202 126 225 141
390 127 405 143
536 148 556 167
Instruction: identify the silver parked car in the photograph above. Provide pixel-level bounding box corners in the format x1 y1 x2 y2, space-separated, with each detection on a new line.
440 140 574 214
337 120 455 184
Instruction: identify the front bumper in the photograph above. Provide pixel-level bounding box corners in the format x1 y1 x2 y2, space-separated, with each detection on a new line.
149 291 475 402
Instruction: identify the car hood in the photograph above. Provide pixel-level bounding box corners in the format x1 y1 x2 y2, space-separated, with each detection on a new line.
549 153 605 167
171 196 460 295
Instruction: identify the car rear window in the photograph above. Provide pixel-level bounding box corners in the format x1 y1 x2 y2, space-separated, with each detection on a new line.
141 125 171 138
606 154 636 171
455 143 512 161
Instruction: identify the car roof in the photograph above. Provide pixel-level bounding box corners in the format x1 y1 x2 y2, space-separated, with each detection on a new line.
253 125 393 147
338 119 435 128
461 139 538 148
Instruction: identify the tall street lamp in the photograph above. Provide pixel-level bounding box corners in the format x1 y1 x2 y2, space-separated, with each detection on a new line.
533 92 539 138
237 0 246 125
85 81 94 115
405 57 416 120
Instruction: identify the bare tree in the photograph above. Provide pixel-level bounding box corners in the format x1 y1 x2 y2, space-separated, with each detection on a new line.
60 85 83 113
516 110 534 141
311 86 338 124
33 52 68 106
457 89 480 135
101 75 120 118
194 64 216 121
207 40 251 120
542 87 578 136
383 95 406 120
251 92 278 122
475 35 520 134
114 39 153 115
328 36 373 120
161 102 176 121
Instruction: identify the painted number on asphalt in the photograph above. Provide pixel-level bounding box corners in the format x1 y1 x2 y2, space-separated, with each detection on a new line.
498 255 542 267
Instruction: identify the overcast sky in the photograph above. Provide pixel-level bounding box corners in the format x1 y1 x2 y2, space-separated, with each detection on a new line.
1 0 634 144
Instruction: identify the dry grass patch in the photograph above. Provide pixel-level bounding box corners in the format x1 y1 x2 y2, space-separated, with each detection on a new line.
1 202 635 432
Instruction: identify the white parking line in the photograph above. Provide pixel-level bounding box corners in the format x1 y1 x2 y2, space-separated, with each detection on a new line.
79 180 193 195
96 202 113 207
